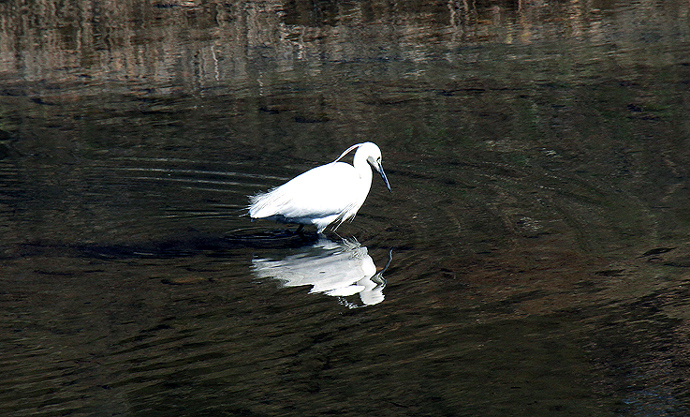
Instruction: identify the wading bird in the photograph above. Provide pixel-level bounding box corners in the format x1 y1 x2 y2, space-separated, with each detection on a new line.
248 142 391 234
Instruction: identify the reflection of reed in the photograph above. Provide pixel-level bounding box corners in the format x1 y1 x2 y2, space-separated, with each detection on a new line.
0 0 671 87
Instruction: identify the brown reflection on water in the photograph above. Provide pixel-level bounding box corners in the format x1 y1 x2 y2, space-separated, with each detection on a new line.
3 0 682 86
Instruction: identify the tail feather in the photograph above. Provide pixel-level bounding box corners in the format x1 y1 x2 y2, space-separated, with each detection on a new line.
248 192 272 218
248 189 289 219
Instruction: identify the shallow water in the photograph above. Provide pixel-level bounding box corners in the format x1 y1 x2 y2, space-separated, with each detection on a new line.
2 0 690 416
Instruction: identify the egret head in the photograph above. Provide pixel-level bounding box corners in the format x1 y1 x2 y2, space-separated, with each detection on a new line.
361 142 391 192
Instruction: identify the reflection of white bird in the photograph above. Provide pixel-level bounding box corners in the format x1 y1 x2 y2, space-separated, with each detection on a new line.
248 142 391 233
251 237 387 306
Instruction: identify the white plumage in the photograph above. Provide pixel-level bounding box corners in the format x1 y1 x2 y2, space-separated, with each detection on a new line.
248 142 391 233
251 237 386 306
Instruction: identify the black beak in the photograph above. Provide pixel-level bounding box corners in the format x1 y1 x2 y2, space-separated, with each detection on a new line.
377 162 391 192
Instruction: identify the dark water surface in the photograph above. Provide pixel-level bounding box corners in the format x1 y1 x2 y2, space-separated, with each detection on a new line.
2 0 690 416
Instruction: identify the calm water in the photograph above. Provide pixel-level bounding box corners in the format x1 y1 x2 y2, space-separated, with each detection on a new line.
2 0 690 416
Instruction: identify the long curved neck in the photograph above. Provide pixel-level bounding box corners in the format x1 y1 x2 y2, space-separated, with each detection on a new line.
353 150 373 186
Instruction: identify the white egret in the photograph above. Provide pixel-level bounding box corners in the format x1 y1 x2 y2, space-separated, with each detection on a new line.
248 142 391 233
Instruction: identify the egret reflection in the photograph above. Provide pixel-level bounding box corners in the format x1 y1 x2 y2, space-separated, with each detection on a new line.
251 237 390 307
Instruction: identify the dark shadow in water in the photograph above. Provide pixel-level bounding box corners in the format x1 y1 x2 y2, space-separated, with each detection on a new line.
252 237 390 307
7 229 323 260
79 229 325 258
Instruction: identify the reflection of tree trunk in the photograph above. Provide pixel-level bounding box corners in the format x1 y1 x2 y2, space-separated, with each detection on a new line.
0 0 621 87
